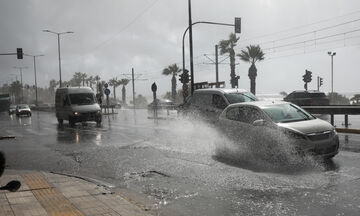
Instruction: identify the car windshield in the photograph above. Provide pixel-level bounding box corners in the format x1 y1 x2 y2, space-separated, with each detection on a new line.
69 93 96 105
17 105 29 109
224 92 258 104
262 103 315 123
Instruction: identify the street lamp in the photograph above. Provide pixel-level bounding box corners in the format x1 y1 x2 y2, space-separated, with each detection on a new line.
43 30 74 87
25 54 44 106
13 66 28 103
327 51 336 93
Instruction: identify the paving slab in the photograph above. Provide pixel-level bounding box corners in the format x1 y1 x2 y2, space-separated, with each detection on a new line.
0 170 153 216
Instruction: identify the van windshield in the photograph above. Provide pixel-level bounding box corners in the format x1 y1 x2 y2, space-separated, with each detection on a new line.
224 92 258 104
69 93 96 105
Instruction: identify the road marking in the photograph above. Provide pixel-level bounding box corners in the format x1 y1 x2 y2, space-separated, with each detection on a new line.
22 173 84 216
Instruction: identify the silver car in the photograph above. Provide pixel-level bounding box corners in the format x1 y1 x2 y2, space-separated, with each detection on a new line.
218 101 339 159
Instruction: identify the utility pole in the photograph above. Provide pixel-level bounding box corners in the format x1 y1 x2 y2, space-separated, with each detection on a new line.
215 45 219 87
327 51 336 93
132 68 135 110
188 0 194 95
25 54 44 106
13 66 28 103
121 69 147 110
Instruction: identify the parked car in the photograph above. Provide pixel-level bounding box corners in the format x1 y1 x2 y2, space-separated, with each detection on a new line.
218 101 339 159
284 90 329 106
16 104 32 117
55 87 102 126
186 88 258 121
8 104 16 115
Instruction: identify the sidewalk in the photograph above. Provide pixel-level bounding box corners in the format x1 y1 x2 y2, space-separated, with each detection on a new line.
0 170 154 216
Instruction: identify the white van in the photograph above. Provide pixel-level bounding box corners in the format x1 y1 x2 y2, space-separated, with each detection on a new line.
55 87 102 126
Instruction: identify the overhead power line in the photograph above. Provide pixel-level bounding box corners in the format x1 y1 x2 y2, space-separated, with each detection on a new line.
252 18 360 47
238 9 360 43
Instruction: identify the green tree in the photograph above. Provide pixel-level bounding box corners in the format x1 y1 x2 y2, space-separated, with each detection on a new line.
9 81 22 103
162 63 181 101
80 72 87 86
237 45 265 95
328 92 350 105
72 72 83 86
94 75 101 93
134 94 148 108
49 79 58 95
219 33 240 88
119 79 130 105
108 78 121 100
350 94 360 104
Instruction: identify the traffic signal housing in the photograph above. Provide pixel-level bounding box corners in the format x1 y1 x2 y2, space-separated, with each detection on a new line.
319 77 323 86
16 48 23 59
179 69 189 84
303 70 312 83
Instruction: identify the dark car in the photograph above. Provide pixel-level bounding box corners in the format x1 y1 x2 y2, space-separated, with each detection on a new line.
8 105 16 115
284 91 329 106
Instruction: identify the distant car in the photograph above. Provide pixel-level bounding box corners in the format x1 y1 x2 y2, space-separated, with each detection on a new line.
284 90 329 106
186 88 258 122
218 101 339 159
16 104 32 117
8 105 16 115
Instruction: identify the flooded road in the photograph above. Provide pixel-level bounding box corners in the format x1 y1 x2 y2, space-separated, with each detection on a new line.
1 110 360 215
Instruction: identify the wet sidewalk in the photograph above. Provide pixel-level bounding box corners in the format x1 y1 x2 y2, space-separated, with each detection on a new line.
0 170 153 216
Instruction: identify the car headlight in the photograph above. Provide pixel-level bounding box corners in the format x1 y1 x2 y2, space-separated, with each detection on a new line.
97 110 101 114
74 112 79 116
284 130 307 140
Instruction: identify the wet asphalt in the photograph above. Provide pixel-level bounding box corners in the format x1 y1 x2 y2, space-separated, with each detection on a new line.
1 110 360 215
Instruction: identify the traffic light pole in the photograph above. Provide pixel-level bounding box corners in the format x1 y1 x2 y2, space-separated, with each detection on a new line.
182 21 235 94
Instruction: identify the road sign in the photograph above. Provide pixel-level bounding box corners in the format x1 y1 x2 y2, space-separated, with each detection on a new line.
104 83 109 88
104 88 110 95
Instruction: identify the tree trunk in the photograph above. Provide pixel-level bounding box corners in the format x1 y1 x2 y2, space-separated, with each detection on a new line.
122 85 126 105
229 49 236 88
171 74 176 102
248 63 257 95
113 86 116 100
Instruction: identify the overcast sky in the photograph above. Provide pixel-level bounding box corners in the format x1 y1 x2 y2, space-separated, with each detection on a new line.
1 0 360 99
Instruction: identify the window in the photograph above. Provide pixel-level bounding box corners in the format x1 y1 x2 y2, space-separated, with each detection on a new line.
224 92 258 104
263 103 315 123
69 93 96 105
226 106 263 124
212 94 227 109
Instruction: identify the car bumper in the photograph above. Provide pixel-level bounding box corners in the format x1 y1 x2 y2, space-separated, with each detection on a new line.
72 112 101 122
17 111 31 115
298 135 340 158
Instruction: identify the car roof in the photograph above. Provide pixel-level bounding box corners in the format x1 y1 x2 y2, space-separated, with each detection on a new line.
226 100 290 109
56 87 94 94
289 90 325 94
193 88 249 94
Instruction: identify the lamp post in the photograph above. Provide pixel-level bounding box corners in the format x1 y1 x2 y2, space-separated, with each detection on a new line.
13 66 28 103
327 51 336 93
43 30 74 87
25 54 44 106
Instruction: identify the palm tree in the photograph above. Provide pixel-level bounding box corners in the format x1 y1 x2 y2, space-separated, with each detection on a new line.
72 72 83 86
237 45 265 95
48 79 58 95
219 33 239 88
108 78 121 100
94 75 101 93
80 72 87 86
119 79 130 105
162 63 181 101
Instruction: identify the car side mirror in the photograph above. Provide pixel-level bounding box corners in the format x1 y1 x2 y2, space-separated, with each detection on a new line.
253 119 266 126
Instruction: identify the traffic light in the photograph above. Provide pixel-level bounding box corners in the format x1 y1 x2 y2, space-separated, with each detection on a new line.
16 48 23 59
303 69 312 83
234 17 241 34
319 77 323 86
179 69 189 84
